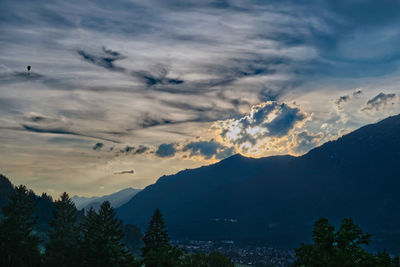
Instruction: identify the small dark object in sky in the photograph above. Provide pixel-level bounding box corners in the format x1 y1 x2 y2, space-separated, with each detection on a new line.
27 66 31 71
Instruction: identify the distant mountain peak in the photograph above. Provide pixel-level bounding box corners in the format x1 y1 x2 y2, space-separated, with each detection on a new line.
72 187 141 210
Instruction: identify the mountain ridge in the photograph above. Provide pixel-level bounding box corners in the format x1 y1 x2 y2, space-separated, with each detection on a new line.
117 114 400 252
72 187 141 210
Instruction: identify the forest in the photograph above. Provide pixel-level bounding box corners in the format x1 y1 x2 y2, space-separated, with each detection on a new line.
0 182 399 267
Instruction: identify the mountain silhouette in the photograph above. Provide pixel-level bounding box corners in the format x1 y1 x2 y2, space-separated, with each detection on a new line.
117 114 400 252
71 187 141 211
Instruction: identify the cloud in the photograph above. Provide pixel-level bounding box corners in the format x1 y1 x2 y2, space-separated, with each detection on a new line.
20 124 119 143
0 71 45 83
78 48 184 87
135 145 149 154
77 49 125 72
183 140 234 160
335 95 350 109
117 145 150 155
114 170 135 175
102 46 121 57
3 0 400 195
155 143 176 157
92 142 104 150
137 115 173 128
361 92 396 112
289 130 323 154
131 66 184 87
353 89 363 96
26 113 49 123
215 101 307 147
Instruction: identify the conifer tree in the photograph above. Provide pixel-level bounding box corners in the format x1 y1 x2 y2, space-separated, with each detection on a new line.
80 207 100 266
80 201 134 267
0 185 41 266
142 208 185 266
45 192 79 266
142 208 170 258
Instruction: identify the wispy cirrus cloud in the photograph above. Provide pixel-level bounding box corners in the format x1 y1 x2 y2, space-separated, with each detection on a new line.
361 92 397 112
2 0 400 194
77 49 126 72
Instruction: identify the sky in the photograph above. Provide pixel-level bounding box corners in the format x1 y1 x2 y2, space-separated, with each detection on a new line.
1 0 400 196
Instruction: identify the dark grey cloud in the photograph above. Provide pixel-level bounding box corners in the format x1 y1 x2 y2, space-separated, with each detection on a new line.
114 170 135 175
131 70 184 87
102 46 121 57
361 92 396 112
155 143 176 157
183 140 234 160
93 142 104 150
0 71 45 83
117 145 150 155
21 124 120 143
24 113 53 123
137 115 173 128
265 104 306 137
353 89 363 96
22 124 76 135
135 145 149 154
130 62 185 87
77 49 125 72
135 111 228 130
335 95 350 109
78 48 184 88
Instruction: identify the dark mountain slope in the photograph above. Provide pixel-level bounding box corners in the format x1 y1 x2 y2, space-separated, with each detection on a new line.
117 114 400 252
0 174 15 215
0 174 56 241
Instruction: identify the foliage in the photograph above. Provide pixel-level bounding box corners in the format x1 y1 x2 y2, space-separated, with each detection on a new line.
144 245 185 267
0 185 41 267
0 174 14 215
142 208 170 258
293 218 400 267
142 208 235 267
80 201 135 267
44 192 79 266
142 208 181 266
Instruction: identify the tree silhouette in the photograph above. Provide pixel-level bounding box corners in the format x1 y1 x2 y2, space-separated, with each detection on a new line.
45 192 79 266
80 201 135 267
0 185 41 266
142 208 186 266
294 217 399 267
142 208 170 258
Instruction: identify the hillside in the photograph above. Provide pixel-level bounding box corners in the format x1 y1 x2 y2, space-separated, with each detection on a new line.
72 187 141 211
117 114 400 253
